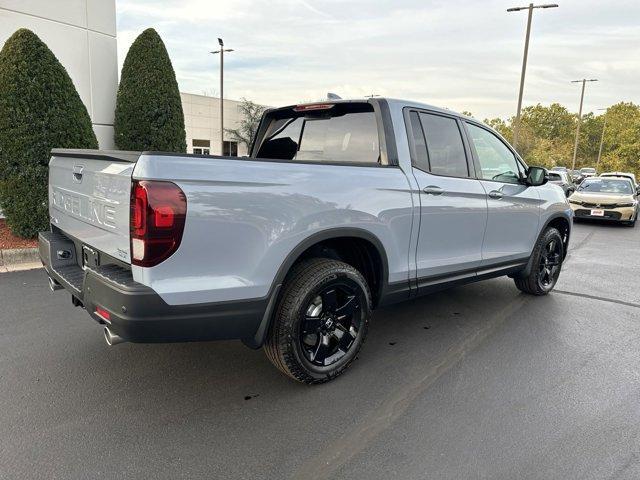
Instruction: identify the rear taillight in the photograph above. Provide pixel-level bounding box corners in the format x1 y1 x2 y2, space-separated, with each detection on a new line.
130 180 187 267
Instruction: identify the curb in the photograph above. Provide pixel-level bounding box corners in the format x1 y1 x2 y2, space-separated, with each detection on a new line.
0 247 41 272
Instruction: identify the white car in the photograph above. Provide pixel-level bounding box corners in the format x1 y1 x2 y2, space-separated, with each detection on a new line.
580 167 597 178
600 171 638 188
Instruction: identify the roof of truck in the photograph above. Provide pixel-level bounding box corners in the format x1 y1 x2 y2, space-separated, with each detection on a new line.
276 97 472 121
384 97 471 118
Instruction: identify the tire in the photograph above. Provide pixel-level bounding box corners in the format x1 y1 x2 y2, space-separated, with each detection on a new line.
514 227 564 296
264 258 371 384
623 213 636 227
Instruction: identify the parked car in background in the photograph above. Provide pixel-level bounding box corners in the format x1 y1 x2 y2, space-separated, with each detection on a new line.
570 170 585 184
569 177 638 226
580 167 597 178
548 171 576 197
600 171 638 188
550 166 568 173
38 98 572 384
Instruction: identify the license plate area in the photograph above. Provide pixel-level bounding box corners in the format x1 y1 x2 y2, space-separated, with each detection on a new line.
82 245 100 269
590 209 605 216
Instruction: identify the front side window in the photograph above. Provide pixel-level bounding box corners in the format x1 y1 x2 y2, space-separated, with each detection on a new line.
257 103 380 164
466 123 521 184
419 113 469 177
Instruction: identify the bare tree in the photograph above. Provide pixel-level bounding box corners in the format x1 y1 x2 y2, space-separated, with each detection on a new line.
225 98 267 152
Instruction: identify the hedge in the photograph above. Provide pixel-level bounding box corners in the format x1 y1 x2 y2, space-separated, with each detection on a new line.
0 29 98 238
114 28 186 152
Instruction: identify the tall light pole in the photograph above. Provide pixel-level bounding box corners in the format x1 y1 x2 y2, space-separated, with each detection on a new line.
210 38 234 155
507 3 558 151
596 107 607 172
570 78 598 171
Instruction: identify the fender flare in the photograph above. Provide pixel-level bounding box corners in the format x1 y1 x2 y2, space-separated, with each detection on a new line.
512 212 572 279
245 227 390 348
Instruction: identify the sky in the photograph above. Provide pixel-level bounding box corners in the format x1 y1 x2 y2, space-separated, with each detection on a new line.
115 0 640 120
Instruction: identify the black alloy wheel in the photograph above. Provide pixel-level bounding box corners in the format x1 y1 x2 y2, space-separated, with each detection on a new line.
264 258 371 384
299 281 363 367
514 226 564 295
537 237 563 290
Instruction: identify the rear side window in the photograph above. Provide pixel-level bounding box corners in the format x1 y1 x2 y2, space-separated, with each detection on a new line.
256 103 380 164
412 112 469 177
409 111 429 171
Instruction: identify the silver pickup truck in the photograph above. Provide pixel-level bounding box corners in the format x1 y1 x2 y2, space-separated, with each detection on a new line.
39 98 572 384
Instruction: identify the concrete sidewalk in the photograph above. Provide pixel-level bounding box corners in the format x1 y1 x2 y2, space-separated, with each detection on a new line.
0 247 41 272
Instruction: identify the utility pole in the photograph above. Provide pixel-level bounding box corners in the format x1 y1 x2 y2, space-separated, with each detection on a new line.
210 38 234 155
570 78 598 171
507 3 558 151
596 107 607 172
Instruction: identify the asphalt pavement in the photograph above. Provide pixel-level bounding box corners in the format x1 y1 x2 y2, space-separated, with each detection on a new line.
1 220 639 480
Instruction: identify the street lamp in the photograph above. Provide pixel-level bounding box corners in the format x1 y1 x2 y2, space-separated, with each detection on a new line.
596 107 607 172
508 3 559 151
210 38 234 155
570 78 598 171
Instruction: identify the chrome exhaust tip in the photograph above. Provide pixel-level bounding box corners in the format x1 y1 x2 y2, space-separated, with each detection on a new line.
48 276 63 292
103 327 126 346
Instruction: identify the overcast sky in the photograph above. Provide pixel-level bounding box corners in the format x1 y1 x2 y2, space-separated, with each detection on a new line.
115 0 639 120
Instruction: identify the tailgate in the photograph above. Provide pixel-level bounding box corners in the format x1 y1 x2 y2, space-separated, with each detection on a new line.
48 149 140 264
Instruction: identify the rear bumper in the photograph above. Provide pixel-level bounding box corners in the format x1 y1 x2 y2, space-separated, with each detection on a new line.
38 231 269 345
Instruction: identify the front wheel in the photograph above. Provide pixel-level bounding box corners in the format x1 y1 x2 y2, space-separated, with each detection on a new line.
514 227 564 295
623 212 636 227
264 258 371 384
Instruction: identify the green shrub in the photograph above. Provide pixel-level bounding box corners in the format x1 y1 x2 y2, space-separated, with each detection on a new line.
0 29 98 238
114 28 186 152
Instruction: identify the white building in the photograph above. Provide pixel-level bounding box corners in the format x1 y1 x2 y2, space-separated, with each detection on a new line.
181 93 250 156
0 2 255 155
0 0 118 149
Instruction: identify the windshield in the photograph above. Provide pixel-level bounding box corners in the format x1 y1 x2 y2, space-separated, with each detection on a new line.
256 103 380 164
548 172 562 181
578 178 633 194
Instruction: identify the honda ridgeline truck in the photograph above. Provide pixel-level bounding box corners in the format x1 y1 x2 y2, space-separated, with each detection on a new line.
39 98 572 384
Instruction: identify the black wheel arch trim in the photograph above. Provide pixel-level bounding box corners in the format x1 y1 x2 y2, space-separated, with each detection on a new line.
514 212 572 279
246 227 392 348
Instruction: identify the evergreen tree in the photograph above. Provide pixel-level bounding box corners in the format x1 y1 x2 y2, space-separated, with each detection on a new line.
114 28 186 152
0 29 98 238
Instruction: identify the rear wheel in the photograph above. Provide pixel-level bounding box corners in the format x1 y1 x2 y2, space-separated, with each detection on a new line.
264 258 371 384
514 227 564 295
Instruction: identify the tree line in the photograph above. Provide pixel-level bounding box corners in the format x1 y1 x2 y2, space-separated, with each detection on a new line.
479 102 640 177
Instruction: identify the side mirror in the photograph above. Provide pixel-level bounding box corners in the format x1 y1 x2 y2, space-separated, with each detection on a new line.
526 166 548 186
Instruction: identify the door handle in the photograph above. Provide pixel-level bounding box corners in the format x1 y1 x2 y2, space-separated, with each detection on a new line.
72 165 84 183
488 190 503 199
422 185 444 196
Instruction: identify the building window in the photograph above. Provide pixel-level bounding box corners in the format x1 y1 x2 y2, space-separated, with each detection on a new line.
192 139 210 155
223 141 238 156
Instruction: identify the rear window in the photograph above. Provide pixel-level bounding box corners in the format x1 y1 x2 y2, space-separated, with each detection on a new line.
256 103 380 164
579 178 633 194
548 173 562 181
